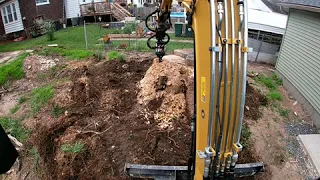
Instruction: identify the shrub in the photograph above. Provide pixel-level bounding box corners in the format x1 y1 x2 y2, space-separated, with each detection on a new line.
44 21 56 41
107 51 126 62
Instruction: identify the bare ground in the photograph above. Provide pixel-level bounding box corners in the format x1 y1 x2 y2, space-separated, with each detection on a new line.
0 56 318 180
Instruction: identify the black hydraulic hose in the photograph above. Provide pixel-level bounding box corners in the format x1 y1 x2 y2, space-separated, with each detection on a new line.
188 34 196 180
145 9 159 32
146 33 170 49
210 25 225 179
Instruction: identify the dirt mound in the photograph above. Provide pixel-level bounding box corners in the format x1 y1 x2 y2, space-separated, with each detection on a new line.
244 83 267 120
138 59 193 130
31 59 192 179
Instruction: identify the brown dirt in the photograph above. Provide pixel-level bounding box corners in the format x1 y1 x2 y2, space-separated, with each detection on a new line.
29 58 191 179
244 82 268 120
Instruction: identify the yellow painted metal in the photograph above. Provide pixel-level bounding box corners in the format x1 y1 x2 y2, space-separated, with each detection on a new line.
219 38 242 44
232 143 241 153
242 47 249 52
190 0 245 178
181 1 192 12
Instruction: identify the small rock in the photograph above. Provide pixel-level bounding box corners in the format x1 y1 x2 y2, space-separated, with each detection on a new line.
245 106 250 110
293 101 297 106
145 121 150 125
64 111 69 116
294 112 298 116
124 89 129 93
111 145 115 149
26 49 34 53
27 65 32 70
122 64 129 69
289 96 294 99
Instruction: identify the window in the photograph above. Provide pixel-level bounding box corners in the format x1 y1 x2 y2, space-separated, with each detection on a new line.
12 4 17 21
1 7 8 24
1 3 18 24
36 0 50 6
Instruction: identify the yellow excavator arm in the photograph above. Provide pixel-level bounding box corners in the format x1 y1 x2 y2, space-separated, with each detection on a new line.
126 0 264 179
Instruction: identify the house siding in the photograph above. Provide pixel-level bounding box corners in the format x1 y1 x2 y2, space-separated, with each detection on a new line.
36 0 64 21
0 0 23 34
276 9 320 123
66 0 80 18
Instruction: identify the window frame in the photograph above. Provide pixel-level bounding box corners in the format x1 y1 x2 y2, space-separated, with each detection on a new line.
35 0 50 6
1 2 18 24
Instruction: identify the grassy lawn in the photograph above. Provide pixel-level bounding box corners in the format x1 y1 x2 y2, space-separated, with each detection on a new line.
0 53 28 86
0 25 193 53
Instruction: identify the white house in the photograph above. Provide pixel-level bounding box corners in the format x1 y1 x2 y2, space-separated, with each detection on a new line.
0 0 23 34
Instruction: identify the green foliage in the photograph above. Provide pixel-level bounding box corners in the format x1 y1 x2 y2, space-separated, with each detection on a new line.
38 47 94 60
60 49 94 59
123 23 137 34
279 108 290 117
52 104 64 118
241 124 251 147
18 96 27 104
272 73 283 86
109 28 122 34
95 49 104 61
267 91 282 101
37 73 47 81
0 25 193 53
107 51 126 62
0 117 29 142
61 142 86 154
31 85 54 114
0 53 28 86
255 74 276 90
10 105 19 114
44 21 56 41
254 73 283 90
30 147 40 170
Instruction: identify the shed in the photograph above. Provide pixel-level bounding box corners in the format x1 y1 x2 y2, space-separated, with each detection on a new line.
276 0 320 127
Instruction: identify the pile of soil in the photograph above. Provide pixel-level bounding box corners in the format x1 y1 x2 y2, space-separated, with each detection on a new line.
31 59 191 179
244 82 267 120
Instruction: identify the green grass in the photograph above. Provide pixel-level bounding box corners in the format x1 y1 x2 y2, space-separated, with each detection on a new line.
18 96 27 104
254 73 283 90
255 74 276 90
0 53 28 86
279 108 290 117
168 33 193 40
30 147 40 170
51 104 64 118
107 51 126 62
241 124 251 147
31 85 54 114
0 25 113 52
0 117 29 142
39 47 94 60
272 73 283 86
61 142 86 154
267 91 282 101
10 105 20 114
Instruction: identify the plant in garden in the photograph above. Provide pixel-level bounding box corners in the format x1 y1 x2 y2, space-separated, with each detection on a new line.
44 21 56 41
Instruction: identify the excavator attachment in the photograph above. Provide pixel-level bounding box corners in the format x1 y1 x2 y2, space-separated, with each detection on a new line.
126 0 264 179
125 163 263 179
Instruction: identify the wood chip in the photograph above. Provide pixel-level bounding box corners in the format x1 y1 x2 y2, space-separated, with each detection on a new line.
245 106 250 110
293 101 297 106
294 112 298 116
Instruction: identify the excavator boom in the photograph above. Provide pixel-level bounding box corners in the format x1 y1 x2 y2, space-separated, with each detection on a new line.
127 0 264 179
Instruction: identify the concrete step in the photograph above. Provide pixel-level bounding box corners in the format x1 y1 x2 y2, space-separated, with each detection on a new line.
298 134 320 176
